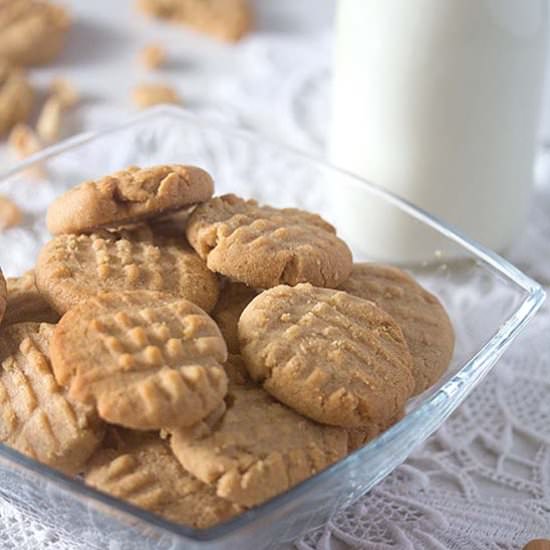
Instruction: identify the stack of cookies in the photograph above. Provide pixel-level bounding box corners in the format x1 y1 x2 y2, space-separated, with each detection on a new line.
0 164 454 528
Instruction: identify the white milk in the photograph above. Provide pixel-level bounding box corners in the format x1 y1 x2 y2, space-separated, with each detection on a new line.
329 0 548 262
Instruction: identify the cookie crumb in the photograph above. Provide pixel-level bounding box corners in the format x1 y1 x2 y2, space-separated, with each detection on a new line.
132 83 181 109
140 44 166 70
0 195 23 230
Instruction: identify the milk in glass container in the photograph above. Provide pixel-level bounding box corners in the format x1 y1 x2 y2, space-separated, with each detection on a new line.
329 0 548 262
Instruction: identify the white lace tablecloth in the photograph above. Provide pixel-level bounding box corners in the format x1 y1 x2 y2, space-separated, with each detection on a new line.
1 1 550 548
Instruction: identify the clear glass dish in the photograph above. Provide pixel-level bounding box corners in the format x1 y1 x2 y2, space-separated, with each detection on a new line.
0 106 544 549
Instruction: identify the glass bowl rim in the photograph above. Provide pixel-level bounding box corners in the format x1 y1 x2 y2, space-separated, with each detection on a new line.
0 105 545 543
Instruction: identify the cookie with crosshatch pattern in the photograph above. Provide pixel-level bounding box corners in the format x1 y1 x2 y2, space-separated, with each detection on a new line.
170 355 348 507
186 194 353 289
35 230 219 314
46 164 213 235
50 291 228 430
85 433 242 528
0 322 104 474
238 283 415 429
339 263 455 395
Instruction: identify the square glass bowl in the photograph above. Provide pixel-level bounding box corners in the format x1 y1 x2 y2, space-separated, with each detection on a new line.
0 106 544 549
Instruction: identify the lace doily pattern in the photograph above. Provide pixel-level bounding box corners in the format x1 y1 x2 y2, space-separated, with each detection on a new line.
298 306 550 549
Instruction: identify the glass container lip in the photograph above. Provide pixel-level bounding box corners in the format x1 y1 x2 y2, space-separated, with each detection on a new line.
0 105 545 543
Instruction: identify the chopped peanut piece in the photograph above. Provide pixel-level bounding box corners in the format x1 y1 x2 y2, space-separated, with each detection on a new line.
132 83 181 109
137 0 252 42
0 195 22 230
50 78 79 109
8 123 42 159
36 96 62 143
0 63 34 135
140 44 166 70
7 124 46 179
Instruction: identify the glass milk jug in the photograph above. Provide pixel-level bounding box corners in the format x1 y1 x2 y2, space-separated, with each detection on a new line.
329 0 548 262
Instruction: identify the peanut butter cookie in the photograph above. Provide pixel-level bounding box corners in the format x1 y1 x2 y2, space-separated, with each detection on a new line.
211 282 257 353
170 356 348 507
0 0 70 66
0 323 104 474
186 194 353 289
239 284 415 428
339 263 454 394
50 291 228 430
137 0 252 42
0 62 33 135
0 269 6 324
47 165 213 235
86 434 242 528
35 231 219 314
3 270 59 326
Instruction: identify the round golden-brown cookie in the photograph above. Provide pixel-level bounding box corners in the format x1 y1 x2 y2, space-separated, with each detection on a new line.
186 194 353 289
0 62 33 135
35 231 219 314
211 282 257 353
0 269 6 324
170 356 348 507
85 434 242 528
137 0 252 42
0 322 104 474
50 291 228 430
238 283 415 428
46 165 214 236
0 0 69 66
3 270 60 326
339 263 454 395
